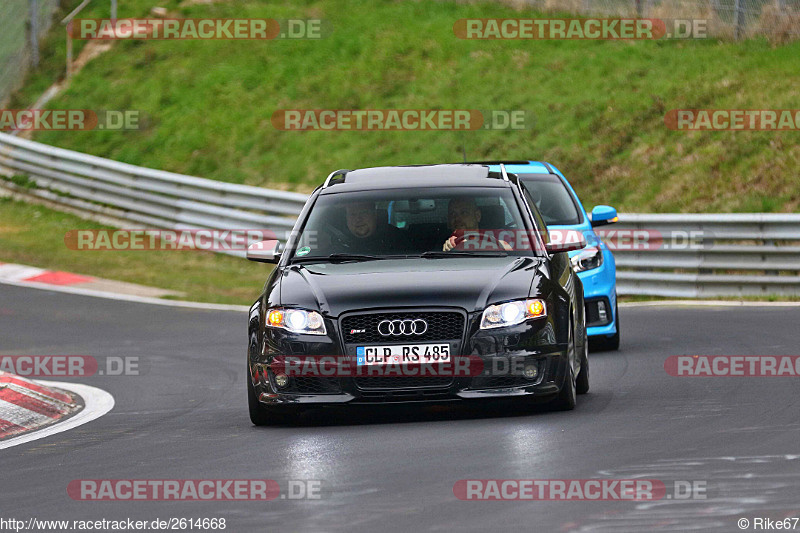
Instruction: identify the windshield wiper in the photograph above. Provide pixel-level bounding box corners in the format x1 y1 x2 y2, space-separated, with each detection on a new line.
291 253 398 264
419 250 508 259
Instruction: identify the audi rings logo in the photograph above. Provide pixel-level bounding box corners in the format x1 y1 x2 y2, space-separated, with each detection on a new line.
377 319 428 336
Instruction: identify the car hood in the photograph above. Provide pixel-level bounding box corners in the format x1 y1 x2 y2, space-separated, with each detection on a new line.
278 257 545 316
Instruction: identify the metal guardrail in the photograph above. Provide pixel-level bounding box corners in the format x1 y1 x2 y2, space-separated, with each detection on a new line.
2 131 799 297
613 214 800 297
0 132 308 256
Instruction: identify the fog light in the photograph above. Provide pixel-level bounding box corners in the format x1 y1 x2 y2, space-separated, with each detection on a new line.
523 365 538 379
597 301 608 323
274 374 289 388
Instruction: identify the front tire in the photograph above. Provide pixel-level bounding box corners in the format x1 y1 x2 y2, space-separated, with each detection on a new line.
247 373 299 426
605 301 620 350
551 323 577 411
248 375 272 425
576 329 589 395
552 364 577 411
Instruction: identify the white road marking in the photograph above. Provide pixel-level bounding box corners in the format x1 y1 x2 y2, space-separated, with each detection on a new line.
0 264 46 282
0 381 115 450
620 299 800 308
0 278 248 312
1 271 796 312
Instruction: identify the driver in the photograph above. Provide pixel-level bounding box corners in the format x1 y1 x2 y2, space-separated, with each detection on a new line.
527 186 561 223
338 200 411 253
442 197 512 252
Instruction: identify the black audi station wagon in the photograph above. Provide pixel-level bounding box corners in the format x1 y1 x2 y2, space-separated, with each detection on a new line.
246 164 588 424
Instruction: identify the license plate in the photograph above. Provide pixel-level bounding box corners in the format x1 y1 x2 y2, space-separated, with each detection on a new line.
356 344 451 366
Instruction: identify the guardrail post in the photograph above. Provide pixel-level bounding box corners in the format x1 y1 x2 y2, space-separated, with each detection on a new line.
733 0 745 40
66 25 73 80
29 0 41 67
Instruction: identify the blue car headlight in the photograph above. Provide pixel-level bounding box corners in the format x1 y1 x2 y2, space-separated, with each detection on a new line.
570 246 603 273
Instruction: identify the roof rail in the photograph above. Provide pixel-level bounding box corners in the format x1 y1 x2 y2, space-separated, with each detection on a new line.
499 163 509 182
465 160 557 175
465 160 531 166
322 169 351 188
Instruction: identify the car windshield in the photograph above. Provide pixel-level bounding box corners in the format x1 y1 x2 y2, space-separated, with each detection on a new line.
288 187 543 261
518 174 582 226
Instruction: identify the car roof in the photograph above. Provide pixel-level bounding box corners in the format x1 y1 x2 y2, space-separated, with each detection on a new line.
318 164 510 194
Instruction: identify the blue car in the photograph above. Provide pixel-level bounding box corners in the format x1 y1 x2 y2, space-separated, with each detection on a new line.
486 161 620 350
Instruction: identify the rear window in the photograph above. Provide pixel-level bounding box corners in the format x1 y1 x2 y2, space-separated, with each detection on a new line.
518 174 582 226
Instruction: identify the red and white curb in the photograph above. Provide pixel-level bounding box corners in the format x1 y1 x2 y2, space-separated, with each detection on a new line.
0 262 247 311
0 372 114 450
0 372 79 439
0 263 95 286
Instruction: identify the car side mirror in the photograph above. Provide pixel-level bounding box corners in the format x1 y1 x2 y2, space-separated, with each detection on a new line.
545 231 587 254
247 239 282 264
590 205 618 227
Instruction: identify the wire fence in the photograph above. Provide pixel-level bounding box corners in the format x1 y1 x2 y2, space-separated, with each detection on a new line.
505 0 800 40
0 0 60 106
2 0 798 105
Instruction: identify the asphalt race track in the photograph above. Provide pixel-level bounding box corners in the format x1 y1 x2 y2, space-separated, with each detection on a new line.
1 283 799 532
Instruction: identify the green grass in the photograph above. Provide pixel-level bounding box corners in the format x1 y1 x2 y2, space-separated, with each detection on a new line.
11 0 800 213
4 0 800 303
0 197 270 305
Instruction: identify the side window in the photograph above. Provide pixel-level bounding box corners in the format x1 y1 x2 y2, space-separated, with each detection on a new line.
523 187 549 244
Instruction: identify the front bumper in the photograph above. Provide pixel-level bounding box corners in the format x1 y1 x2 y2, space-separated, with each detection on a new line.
575 246 617 338
249 310 571 406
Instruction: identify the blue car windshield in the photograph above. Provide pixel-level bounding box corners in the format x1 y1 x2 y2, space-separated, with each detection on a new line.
518 174 582 226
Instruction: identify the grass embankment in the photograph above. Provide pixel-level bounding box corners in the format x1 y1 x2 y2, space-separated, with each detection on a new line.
3 0 799 303
0 197 269 305
10 0 800 212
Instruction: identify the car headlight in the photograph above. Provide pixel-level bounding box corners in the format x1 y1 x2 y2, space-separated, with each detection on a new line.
480 299 547 329
266 308 326 335
570 246 603 272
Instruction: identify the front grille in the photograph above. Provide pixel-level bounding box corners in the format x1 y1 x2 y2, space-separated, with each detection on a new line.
341 311 464 344
357 390 453 402
470 375 538 389
354 376 454 390
269 373 342 394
